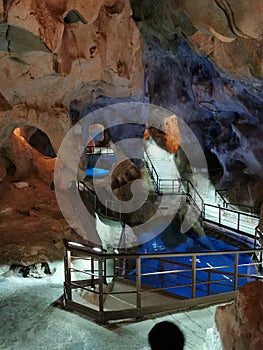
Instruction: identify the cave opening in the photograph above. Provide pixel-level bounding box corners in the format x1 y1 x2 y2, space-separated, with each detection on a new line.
14 126 56 158
205 150 224 183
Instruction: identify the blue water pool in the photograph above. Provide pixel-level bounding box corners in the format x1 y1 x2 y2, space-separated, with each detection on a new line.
85 167 110 178
128 233 257 298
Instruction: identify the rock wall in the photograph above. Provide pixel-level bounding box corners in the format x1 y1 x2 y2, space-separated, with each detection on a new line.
132 0 263 78
215 281 263 350
0 0 143 178
131 0 263 207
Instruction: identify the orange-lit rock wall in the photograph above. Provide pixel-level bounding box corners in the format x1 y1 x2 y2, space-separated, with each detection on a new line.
0 0 143 164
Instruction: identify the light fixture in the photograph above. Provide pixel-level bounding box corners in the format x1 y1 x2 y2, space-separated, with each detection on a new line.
92 247 102 253
68 241 85 247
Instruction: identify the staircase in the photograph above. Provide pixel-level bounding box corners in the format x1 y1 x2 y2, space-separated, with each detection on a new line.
144 149 181 194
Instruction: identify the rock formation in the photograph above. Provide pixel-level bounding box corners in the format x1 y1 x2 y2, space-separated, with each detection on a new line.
0 0 143 171
215 281 263 350
0 0 143 263
131 0 263 207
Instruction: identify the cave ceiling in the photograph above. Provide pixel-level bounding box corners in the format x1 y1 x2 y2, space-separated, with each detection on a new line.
0 0 262 205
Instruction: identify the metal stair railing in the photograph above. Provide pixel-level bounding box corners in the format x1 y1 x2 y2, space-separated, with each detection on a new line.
144 153 259 237
78 181 123 221
144 150 161 193
254 226 263 270
79 152 260 241
182 178 204 213
215 189 260 216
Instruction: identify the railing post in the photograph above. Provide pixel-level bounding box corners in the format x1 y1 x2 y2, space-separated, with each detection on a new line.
136 257 142 315
98 257 104 313
237 212 240 232
91 256 95 288
64 248 72 301
234 253 239 291
103 258 107 285
219 207 221 225
191 255 196 298
161 260 164 289
207 270 211 296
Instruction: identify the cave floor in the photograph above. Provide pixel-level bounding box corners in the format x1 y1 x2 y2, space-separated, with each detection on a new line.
0 261 222 350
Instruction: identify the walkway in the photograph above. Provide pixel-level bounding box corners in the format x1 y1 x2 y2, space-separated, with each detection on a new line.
83 143 259 240
144 142 180 194
144 141 259 239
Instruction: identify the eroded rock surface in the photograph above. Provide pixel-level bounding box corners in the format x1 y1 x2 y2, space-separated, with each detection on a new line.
131 0 263 207
0 0 143 178
215 281 263 350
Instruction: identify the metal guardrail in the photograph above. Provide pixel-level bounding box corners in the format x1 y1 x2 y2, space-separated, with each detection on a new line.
254 226 263 270
144 151 161 193
183 178 204 213
144 153 259 236
215 189 260 216
63 239 263 323
86 146 115 155
203 203 259 237
78 181 123 221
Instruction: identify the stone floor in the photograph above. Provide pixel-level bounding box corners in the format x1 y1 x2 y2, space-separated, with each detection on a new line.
0 261 223 350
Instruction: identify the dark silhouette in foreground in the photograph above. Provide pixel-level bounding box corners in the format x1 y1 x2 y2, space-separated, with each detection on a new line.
148 321 185 350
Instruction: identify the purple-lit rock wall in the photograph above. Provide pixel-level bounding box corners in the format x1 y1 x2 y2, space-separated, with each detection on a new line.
131 0 263 207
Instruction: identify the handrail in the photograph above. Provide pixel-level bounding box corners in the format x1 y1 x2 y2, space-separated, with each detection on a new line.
215 189 228 208
78 181 123 221
182 178 204 213
64 239 263 323
144 151 160 193
203 203 258 238
227 202 260 216
86 146 115 156
65 239 262 259
215 189 260 215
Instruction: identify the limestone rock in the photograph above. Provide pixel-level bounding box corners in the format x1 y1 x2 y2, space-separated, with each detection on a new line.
215 281 263 350
170 0 263 77
0 0 143 157
2 130 55 183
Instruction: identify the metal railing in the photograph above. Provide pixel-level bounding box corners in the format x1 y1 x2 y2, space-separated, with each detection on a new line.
203 203 259 238
78 181 123 221
144 153 259 236
86 146 115 155
254 226 263 270
63 239 263 323
144 151 161 193
183 179 204 213
215 189 260 216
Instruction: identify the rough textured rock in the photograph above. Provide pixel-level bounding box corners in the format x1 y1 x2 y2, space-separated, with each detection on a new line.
215 281 263 350
0 0 144 169
132 0 263 78
131 0 263 207
2 130 56 183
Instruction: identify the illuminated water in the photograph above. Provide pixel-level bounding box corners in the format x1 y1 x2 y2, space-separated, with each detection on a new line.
129 232 257 298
